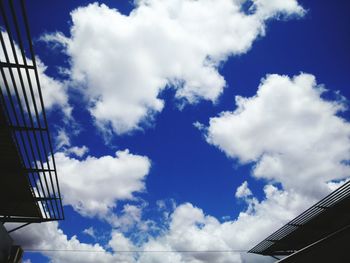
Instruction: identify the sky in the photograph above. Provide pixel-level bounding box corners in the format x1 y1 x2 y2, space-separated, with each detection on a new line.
6 0 350 262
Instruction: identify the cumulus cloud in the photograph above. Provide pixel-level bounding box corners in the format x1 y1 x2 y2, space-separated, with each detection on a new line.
11 221 147 263
11 222 117 263
55 149 151 217
43 0 304 135
205 73 350 198
27 72 350 263
12 187 307 263
142 72 350 262
138 189 309 263
23 74 350 262
135 73 350 263
11 183 323 263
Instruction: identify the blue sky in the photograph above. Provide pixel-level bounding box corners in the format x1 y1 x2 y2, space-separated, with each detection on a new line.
9 1 350 262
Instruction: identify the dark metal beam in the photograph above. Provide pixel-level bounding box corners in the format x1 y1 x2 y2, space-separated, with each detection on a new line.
0 216 60 223
7 222 31 233
276 224 350 263
0 61 35 69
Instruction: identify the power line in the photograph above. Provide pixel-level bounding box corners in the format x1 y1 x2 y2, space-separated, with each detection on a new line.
23 249 248 253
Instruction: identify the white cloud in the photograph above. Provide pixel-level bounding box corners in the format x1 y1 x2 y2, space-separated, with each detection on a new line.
106 203 144 232
82 227 96 239
252 0 305 19
193 121 206 131
205 73 350 198
108 231 137 262
25 72 350 262
36 59 72 117
140 72 350 262
56 149 151 217
138 189 309 263
235 181 252 199
11 222 138 263
55 129 71 149
10 184 330 263
65 145 89 158
44 0 304 135
55 128 86 155
11 188 307 263
30 72 350 263
11 222 116 263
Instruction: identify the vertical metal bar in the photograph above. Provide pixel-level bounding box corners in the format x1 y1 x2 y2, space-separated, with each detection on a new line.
0 70 11 122
21 0 64 219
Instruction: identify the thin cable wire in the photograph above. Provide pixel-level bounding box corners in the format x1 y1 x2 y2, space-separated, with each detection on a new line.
23 249 249 253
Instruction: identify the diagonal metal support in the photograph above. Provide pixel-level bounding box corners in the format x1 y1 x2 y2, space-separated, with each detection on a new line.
7 222 31 233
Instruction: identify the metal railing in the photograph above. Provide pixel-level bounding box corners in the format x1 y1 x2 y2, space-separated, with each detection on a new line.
0 0 64 222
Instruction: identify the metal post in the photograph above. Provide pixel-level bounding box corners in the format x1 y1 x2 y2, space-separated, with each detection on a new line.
0 223 13 262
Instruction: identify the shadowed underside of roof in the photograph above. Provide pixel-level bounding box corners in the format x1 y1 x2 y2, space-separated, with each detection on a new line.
0 105 40 218
275 224 350 262
249 180 350 257
0 0 63 223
